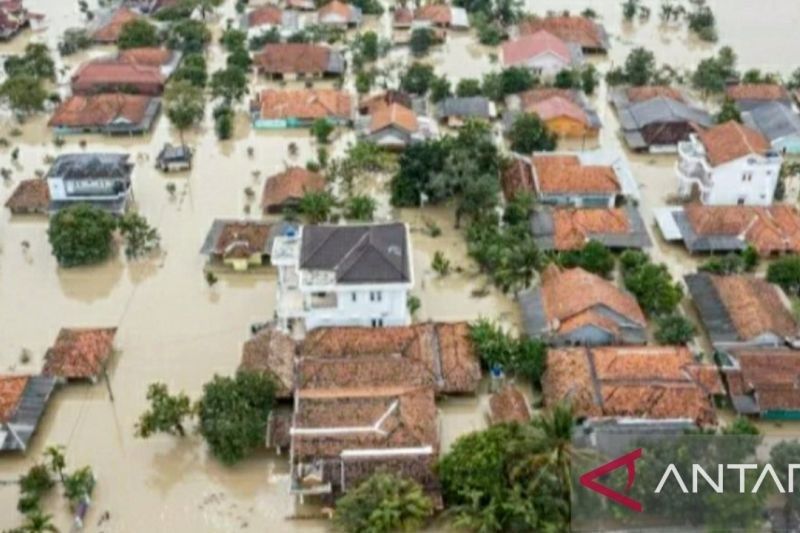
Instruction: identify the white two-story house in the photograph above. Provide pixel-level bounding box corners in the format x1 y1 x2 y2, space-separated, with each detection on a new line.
676 120 782 206
272 223 413 336
46 153 134 215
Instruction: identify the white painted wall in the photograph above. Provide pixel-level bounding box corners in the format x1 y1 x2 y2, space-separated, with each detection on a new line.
705 155 781 206
305 286 410 330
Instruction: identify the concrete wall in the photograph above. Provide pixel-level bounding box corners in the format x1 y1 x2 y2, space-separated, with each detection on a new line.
706 156 781 206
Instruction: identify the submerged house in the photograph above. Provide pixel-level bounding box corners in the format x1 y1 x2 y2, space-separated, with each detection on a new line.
518 15 609 53
362 102 436 149
501 30 582 79
272 223 413 334
261 166 325 214
317 0 361 27
244 4 300 39
0 375 57 453
434 96 495 127
721 348 800 420
42 328 118 383
254 43 345 80
413 4 469 29
90 6 139 44
251 89 351 129
725 83 795 112
505 88 600 139
542 346 723 425
685 273 798 351
519 266 647 346
46 153 134 215
5 179 49 215
530 206 651 252
610 86 712 153
200 220 289 271
155 143 192 172
117 47 183 78
49 93 161 135
654 204 800 256
676 121 782 206
0 1 43 40
742 101 800 155
71 60 166 96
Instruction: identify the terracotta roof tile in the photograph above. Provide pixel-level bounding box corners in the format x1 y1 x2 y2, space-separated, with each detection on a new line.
517 88 575 109
92 7 139 43
502 30 570 66
5 179 49 213
414 4 450 25
725 348 800 411
213 221 273 260
369 102 418 133
71 60 165 94
543 346 719 425
49 93 154 129
725 84 790 102
710 275 796 341
698 120 771 166
529 95 589 126
552 208 631 250
319 0 354 20
0 376 28 422
117 47 174 67
256 89 351 121
262 166 325 212
518 15 606 50
489 385 530 425
254 43 331 74
239 326 296 398
626 86 684 103
393 7 413 27
533 154 618 194
43 328 117 380
248 4 283 26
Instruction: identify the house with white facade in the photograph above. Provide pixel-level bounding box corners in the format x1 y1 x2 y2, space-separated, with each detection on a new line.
676 120 782 206
46 153 134 214
272 223 413 336
501 30 582 80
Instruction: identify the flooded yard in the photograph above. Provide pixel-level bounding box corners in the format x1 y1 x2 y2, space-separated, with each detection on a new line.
1 0 800 530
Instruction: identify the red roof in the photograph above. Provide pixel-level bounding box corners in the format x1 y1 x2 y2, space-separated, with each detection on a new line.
117 47 174 67
530 95 589 125
248 5 283 27
369 102 418 133
262 166 326 212
319 0 354 20
43 328 117 380
0 376 28 422
255 43 331 74
71 60 165 95
698 120 771 166
49 93 154 128
414 4 450 25
5 179 49 213
393 7 413 27
502 30 570 66
256 89 351 121
519 15 606 51
92 7 139 43
532 154 619 195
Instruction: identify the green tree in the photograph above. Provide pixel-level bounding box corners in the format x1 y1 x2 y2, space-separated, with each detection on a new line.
333 472 434 533
508 113 557 153
354 31 379 61
210 66 248 103
172 53 207 87
400 63 435 95
788 67 800 90
456 78 482 97
355 70 372 94
687 5 717 41
226 46 252 71
429 75 451 102
213 104 234 140
431 250 451 276
135 383 194 437
409 28 434 56
167 19 211 53
654 314 696 344
196 372 276 465
249 27 281 50
43 445 66 483
692 46 738 94
47 204 116 267
469 319 547 384
623 257 683 316
164 79 205 142
622 0 639 20
767 255 800 296
299 190 336 223
344 195 376 221
0 75 47 116
581 64 598 94
391 139 452 206
118 212 160 259
716 97 741 123
117 19 160 49
5 43 55 80
623 47 656 86
219 27 247 51
554 68 579 89
473 13 505 45
16 509 58 533
311 118 334 143
559 240 615 277
62 466 95 507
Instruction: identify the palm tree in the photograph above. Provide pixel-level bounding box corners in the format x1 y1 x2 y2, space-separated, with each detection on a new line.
19 509 58 533
344 195 376 221
43 445 66 483
299 191 336 224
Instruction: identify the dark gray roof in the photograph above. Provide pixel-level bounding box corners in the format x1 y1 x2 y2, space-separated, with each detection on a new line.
326 49 346 74
300 223 411 284
518 287 546 338
435 97 491 119
672 210 745 254
1 376 57 453
742 102 800 142
530 206 652 251
46 153 133 181
684 273 739 344
617 96 712 130
157 143 192 163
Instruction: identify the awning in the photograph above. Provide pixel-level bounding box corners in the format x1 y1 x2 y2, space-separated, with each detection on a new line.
654 207 683 241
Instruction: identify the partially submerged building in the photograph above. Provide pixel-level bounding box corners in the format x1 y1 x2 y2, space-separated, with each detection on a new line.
0 375 57 453
251 89 352 129
5 178 49 215
519 266 647 346
361 102 436 150
272 223 413 333
317 0 361 27
244 4 301 39
200 220 289 271
412 4 469 29
542 346 722 426
501 30 582 79
517 15 609 53
254 43 345 80
721 348 800 420
49 93 161 135
742 101 800 155
505 88 600 139
434 96 495 127
90 6 139 44
725 83 795 112
45 153 134 215
685 273 798 351
71 60 166 96
261 166 326 214
530 206 651 251
42 328 118 382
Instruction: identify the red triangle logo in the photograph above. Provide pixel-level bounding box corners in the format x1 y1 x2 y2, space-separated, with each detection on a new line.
579 448 643 512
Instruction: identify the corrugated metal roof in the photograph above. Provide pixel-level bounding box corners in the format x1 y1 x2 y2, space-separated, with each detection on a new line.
1 376 56 452
685 273 739 344
742 102 800 142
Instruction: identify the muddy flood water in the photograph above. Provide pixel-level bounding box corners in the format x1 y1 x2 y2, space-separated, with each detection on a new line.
2 0 800 530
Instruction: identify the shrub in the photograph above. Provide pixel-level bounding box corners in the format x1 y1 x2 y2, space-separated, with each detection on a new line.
47 204 116 267
654 314 696 344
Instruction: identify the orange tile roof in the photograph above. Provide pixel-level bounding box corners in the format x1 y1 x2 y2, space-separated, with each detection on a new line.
262 166 325 212
502 30 571 66
214 221 272 260
256 89 351 121
684 204 800 256
414 4 450 25
710 275 796 341
489 385 530 425
0 376 28 422
255 43 331 74
369 102 418 133
532 154 619 195
71 60 165 94
49 93 154 128
529 95 589 126
5 179 49 213
248 4 283 26
518 15 606 50
551 208 631 250
239 326 296 398
43 328 117 380
543 346 720 425
725 348 800 410
393 7 413 26
539 266 646 334
117 47 174 67
626 86 684 103
319 0 355 21
517 88 575 109
725 84 790 102
698 120 771 166
92 7 139 43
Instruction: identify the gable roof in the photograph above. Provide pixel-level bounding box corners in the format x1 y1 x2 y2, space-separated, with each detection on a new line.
239 326 296 399
725 84 791 103
685 273 796 344
529 95 590 125
5 179 49 213
617 96 712 129
742 101 800 142
117 47 175 67
46 153 132 181
43 328 117 380
319 0 357 21
248 4 283 26
71 60 165 91
531 206 651 251
201 220 275 259
393 6 413 27
626 86 685 103
49 93 158 129
255 89 351 121
435 96 492 119
538 266 646 332
532 154 619 195
697 120 771 166
489 385 531 425
91 7 139 43
0 375 57 452
724 348 800 414
502 30 571 66
501 155 535 200
518 15 608 51
414 4 451 24
369 102 418 134
261 166 326 211
542 346 720 425
254 43 337 74
299 223 411 284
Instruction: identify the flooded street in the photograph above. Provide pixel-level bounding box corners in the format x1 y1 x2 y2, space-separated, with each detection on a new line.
1 0 800 530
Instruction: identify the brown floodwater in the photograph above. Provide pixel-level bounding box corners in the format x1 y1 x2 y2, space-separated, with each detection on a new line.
3 0 800 530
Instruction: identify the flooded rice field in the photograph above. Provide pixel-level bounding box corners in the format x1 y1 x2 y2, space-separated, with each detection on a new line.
1 0 800 530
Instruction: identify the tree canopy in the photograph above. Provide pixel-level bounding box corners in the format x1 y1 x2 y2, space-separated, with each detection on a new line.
164 79 206 139
469 319 547 384
118 19 160 49
400 62 436 95
621 251 683 316
508 113 557 154
47 204 117 267
135 383 194 438
210 66 249 103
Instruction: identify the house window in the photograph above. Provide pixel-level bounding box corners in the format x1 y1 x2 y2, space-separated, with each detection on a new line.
742 172 753 182
313 292 326 298
737 197 746 205
369 291 382 302
371 318 384 328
